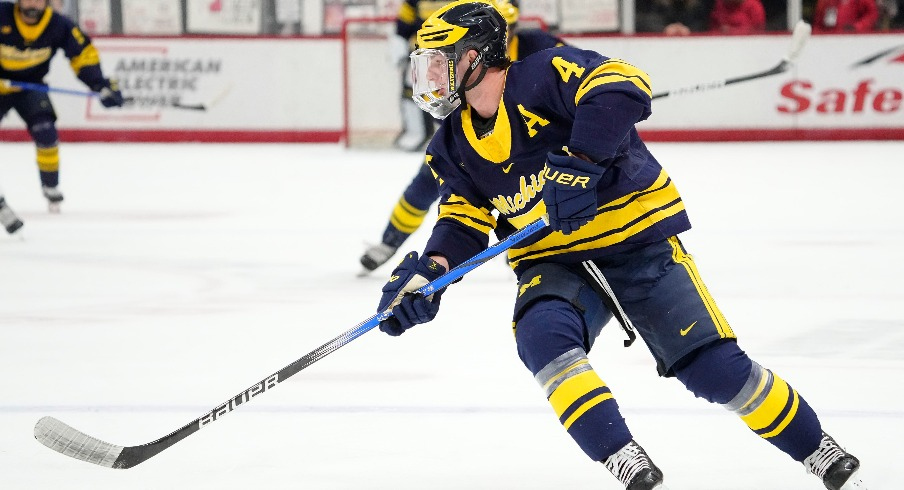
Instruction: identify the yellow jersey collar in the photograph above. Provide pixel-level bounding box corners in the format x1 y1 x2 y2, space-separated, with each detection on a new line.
14 5 53 44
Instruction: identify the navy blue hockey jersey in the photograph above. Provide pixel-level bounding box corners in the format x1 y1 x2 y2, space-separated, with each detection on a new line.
422 46 691 273
0 3 106 89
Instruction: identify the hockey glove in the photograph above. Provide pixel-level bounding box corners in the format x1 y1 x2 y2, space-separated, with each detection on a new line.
94 78 124 108
542 150 606 234
377 252 446 336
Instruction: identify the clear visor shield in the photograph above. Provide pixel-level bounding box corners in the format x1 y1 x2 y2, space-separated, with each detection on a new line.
410 49 460 120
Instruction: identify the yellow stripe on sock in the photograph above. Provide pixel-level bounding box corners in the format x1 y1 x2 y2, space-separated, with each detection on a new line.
548 370 606 418
740 374 792 431
389 197 428 234
36 146 59 172
760 390 800 439
562 393 613 430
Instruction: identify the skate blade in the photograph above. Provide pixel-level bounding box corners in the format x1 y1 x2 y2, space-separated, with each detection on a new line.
48 202 61 214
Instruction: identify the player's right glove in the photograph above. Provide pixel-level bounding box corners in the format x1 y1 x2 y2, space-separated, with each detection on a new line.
542 150 605 234
93 78 124 108
376 251 446 336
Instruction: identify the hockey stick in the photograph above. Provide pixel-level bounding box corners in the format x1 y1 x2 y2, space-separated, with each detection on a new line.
850 44 904 68
34 216 550 469
651 20 812 100
0 79 207 111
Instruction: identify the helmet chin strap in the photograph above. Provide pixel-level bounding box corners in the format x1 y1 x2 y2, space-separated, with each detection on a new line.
457 52 489 107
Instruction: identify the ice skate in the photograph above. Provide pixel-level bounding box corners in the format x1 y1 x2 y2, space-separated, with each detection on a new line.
42 186 64 213
359 242 400 275
0 197 24 234
602 440 669 490
803 433 867 490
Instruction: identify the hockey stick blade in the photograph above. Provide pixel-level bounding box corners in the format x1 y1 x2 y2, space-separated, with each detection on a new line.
652 20 811 99
34 216 550 469
785 20 813 64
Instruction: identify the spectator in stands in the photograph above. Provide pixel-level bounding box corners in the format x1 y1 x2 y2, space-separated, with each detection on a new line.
709 0 767 34
891 0 904 28
812 0 879 32
876 0 898 29
636 0 711 35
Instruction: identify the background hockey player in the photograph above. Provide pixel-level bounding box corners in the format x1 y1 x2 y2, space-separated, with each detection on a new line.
361 0 565 273
389 0 450 152
0 0 124 214
373 2 867 489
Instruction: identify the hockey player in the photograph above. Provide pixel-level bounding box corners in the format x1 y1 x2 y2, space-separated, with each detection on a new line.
361 0 565 273
373 2 867 489
0 0 124 213
389 0 450 152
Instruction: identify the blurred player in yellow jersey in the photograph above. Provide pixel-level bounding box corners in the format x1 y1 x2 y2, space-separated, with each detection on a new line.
1 0 124 222
361 0 565 273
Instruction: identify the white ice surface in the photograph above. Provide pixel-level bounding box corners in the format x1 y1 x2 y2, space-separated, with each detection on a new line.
1 141 901 489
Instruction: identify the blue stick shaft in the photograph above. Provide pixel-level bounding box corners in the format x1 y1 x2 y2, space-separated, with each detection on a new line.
3 79 98 97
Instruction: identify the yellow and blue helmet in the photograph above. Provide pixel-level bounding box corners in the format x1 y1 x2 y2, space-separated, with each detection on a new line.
410 1 509 118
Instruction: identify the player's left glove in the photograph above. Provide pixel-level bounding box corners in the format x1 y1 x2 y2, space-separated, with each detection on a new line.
542 150 605 234
93 78 124 108
376 251 447 336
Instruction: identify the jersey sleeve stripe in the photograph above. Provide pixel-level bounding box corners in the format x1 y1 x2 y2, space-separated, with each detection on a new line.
575 60 652 103
507 170 685 267
69 44 101 72
437 195 497 234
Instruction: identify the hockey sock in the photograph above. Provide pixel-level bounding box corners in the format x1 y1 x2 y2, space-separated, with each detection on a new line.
676 340 823 461
382 196 426 247
30 121 60 188
383 163 439 247
382 163 442 246
517 300 632 461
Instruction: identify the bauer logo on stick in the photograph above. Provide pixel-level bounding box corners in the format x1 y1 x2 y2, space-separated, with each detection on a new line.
199 374 279 428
